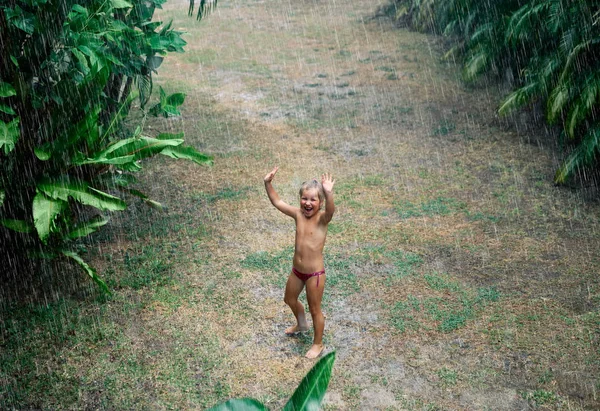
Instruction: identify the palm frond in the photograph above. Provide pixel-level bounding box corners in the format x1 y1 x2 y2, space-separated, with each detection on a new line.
470 22 493 44
463 46 490 81
547 83 570 123
558 39 600 84
189 0 218 21
547 0 564 33
498 82 540 116
506 2 550 45
565 73 600 138
555 125 600 183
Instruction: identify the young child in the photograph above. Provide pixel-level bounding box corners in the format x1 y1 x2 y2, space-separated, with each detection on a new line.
263 166 335 359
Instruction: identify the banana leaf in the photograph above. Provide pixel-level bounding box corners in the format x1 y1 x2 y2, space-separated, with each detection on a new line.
37 178 127 211
160 144 214 165
126 188 164 210
84 136 183 165
67 215 109 239
32 192 67 243
283 351 335 411
61 250 110 294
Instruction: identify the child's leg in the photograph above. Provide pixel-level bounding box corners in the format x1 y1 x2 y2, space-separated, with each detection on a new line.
305 274 326 359
283 272 309 334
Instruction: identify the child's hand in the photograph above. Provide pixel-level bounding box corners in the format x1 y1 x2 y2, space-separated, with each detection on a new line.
264 166 279 183
321 173 335 193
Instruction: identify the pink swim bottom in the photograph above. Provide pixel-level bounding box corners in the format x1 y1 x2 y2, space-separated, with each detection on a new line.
292 267 325 287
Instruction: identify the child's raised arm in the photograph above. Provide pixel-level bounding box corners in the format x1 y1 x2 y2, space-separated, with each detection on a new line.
321 172 335 224
264 167 297 218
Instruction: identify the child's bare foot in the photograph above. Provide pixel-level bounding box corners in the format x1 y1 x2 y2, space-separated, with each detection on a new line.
285 324 309 335
305 344 325 359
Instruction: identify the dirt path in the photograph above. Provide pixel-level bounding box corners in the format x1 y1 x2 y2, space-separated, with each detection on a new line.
88 0 599 409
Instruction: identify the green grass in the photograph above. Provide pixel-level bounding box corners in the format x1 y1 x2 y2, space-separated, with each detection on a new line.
241 247 294 287
389 301 414 332
395 196 467 219
324 254 361 297
433 120 456 136
389 272 501 333
335 174 387 194
182 48 219 65
192 186 251 203
393 251 423 274
437 367 458 387
520 389 559 407
424 273 462 293
106 243 178 289
286 96 360 131
0 282 226 410
0 299 115 408
465 211 500 223
375 66 395 72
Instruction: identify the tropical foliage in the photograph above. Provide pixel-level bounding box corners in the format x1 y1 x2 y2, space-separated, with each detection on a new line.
385 0 600 184
0 0 215 291
209 351 335 411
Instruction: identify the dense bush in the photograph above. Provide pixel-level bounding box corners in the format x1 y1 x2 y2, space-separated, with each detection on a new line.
0 0 214 291
386 0 600 185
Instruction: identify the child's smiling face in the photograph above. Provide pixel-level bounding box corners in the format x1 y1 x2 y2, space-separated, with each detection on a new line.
300 188 321 218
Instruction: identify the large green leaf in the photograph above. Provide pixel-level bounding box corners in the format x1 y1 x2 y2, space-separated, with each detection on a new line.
160 144 214 166
34 146 52 160
5 6 35 34
0 189 4 206
0 81 16 98
32 193 67 243
67 215 109 239
146 55 164 71
78 154 136 166
37 178 127 211
0 104 16 115
126 188 164 210
208 399 268 411
110 0 133 9
0 118 20 154
61 250 110 294
86 136 184 167
0 219 34 233
283 351 335 411
149 87 186 117
167 92 186 106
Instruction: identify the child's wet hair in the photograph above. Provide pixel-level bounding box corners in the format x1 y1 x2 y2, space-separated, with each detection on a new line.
299 179 325 206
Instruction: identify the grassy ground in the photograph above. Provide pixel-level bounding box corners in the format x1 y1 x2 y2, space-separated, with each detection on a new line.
2 0 600 409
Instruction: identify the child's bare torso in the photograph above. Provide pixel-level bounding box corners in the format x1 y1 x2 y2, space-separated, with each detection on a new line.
293 210 328 273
